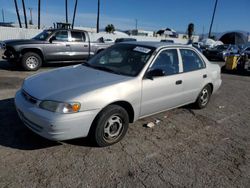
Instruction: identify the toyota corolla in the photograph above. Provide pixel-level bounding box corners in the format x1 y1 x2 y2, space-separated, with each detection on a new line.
15 42 222 146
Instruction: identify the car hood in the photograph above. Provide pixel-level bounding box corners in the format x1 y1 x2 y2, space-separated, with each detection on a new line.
4 39 45 45
23 65 131 101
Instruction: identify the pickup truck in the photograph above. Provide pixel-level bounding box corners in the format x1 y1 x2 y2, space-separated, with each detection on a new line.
1 29 112 71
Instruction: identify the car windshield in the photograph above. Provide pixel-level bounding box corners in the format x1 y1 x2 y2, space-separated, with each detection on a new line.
84 44 155 77
33 30 53 40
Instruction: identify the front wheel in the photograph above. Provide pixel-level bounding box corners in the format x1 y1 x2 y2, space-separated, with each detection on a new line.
21 52 42 71
90 105 129 147
194 85 212 109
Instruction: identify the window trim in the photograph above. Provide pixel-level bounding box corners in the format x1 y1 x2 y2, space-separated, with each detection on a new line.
69 31 86 42
49 30 71 42
144 48 181 78
178 48 207 73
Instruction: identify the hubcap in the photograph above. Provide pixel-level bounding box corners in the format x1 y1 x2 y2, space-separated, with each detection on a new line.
26 56 39 69
200 88 209 106
104 115 123 141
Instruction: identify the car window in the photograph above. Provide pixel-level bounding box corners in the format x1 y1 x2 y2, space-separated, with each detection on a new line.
150 49 179 76
54 31 68 41
71 31 86 42
180 49 205 72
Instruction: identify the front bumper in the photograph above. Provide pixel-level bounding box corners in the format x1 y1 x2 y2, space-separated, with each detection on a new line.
15 90 99 141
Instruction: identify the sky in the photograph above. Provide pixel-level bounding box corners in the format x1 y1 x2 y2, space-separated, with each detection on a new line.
0 0 249 34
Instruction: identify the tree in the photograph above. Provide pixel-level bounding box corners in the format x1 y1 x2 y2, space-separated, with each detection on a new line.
105 24 115 33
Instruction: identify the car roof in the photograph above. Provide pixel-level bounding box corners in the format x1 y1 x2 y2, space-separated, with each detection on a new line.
122 41 193 50
46 28 86 32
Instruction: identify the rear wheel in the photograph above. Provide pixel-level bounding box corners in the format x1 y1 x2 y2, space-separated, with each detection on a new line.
21 52 42 71
195 85 212 109
90 105 129 147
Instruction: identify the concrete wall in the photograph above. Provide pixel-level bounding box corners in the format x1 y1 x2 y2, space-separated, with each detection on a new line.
0 26 198 44
0 27 43 40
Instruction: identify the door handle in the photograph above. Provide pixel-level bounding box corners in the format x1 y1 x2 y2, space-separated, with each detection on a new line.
176 80 182 85
66 44 70 47
203 74 207 78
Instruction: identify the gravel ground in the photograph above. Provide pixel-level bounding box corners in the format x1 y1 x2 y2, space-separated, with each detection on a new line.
0 59 249 188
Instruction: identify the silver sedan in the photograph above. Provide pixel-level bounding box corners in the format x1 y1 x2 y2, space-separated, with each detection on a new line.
15 42 222 146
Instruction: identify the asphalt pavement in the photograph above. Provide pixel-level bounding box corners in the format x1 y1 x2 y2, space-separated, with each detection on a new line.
0 59 249 188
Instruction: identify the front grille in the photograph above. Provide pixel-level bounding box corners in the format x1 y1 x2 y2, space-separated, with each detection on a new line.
22 89 38 104
17 109 43 132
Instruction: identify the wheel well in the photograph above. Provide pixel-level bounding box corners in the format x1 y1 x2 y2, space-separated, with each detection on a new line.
96 49 104 54
207 83 214 93
21 48 44 61
109 101 135 123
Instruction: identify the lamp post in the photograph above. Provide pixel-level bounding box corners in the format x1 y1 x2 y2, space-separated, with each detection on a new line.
208 0 218 38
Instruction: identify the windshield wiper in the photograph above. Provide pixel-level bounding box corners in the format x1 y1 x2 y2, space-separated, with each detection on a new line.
82 62 92 67
91 66 121 75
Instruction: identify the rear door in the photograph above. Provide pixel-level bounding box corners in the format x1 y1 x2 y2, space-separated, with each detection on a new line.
140 48 183 117
179 48 207 104
69 31 90 60
45 30 72 61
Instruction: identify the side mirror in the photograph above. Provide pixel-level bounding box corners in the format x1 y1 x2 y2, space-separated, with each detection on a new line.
49 36 56 43
146 69 165 80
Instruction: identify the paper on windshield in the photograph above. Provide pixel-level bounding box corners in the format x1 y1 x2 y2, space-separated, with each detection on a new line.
133 46 151 54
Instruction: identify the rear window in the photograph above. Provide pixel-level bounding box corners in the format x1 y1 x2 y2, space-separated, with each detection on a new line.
180 49 205 72
71 31 86 42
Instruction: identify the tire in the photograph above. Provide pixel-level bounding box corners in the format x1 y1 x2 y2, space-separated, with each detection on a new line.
194 85 212 109
90 105 129 147
21 52 42 71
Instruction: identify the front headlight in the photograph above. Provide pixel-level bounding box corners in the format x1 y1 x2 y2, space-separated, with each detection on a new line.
39 100 81 113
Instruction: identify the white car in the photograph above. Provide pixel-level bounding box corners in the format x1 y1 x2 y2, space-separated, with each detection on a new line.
15 42 222 146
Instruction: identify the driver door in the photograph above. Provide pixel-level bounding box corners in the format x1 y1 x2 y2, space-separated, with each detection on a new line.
140 49 183 117
45 31 72 61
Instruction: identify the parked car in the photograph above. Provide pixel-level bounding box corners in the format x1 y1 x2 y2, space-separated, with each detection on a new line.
15 42 221 147
115 38 136 43
203 44 239 61
1 29 112 71
241 46 250 57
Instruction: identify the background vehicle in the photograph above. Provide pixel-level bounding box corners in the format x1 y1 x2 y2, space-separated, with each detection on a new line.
160 39 174 43
203 44 239 61
2 29 112 71
15 42 221 147
241 46 250 58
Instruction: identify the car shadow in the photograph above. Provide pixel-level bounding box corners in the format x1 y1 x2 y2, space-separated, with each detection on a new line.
221 67 250 76
0 60 83 71
0 98 61 150
0 98 95 150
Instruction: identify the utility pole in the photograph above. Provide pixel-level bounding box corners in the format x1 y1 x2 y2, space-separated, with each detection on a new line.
22 0 28 28
96 0 100 33
1 9 4 22
208 0 218 38
38 0 41 29
135 19 138 30
14 0 22 28
28 8 33 25
72 0 78 29
65 0 68 23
